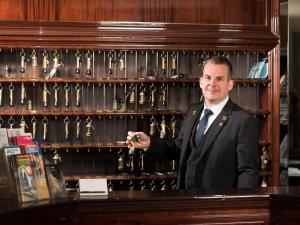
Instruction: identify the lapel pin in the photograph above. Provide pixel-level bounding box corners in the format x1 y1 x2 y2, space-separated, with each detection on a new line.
222 116 228 121
219 116 229 127
192 110 197 116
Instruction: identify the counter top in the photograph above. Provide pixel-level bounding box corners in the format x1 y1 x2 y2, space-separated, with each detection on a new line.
1 186 300 225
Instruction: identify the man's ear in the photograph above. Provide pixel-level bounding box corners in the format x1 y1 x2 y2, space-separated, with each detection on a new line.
228 79 234 91
199 77 203 89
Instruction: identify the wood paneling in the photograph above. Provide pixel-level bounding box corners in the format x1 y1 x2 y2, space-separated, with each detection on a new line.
0 0 267 25
26 0 57 21
58 0 267 24
0 0 25 20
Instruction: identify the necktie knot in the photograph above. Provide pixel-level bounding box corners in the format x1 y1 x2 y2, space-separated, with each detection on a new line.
203 108 213 119
194 108 213 145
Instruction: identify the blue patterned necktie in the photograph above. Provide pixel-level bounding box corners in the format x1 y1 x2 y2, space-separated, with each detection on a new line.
195 108 213 145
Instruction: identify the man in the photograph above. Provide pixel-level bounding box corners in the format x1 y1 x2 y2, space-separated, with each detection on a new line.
127 56 259 190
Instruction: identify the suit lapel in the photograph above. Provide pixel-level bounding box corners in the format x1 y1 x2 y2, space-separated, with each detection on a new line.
198 100 234 160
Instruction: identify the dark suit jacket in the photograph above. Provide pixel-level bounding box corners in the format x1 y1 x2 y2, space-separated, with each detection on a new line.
148 99 259 189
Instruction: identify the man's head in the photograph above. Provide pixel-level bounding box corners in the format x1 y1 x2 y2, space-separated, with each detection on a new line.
200 56 234 107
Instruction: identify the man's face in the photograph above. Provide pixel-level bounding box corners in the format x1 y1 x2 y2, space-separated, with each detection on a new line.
200 62 234 106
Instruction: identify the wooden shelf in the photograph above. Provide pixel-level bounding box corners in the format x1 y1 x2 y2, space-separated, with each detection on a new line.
42 139 271 150
0 77 270 85
0 110 186 116
42 143 128 150
0 109 270 117
65 173 177 182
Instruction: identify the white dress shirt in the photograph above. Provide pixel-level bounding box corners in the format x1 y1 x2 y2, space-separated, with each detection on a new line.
200 96 229 134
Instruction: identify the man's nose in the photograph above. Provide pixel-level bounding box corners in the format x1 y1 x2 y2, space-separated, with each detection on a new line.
209 78 217 86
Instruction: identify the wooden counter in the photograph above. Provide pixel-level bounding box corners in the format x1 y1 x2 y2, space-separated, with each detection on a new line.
1 187 300 225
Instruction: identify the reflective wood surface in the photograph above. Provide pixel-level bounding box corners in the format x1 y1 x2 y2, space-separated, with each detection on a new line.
0 0 267 25
1 187 300 225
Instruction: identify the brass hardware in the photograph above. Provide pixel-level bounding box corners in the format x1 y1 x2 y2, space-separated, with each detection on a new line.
128 83 135 104
261 177 268 187
64 116 70 139
170 180 176 190
48 49 63 78
53 50 59 69
118 51 125 71
75 116 81 139
150 180 156 191
19 49 26 73
170 159 176 172
160 180 166 191
9 83 14 106
140 180 146 191
85 116 94 136
107 181 114 192
53 150 62 164
42 83 50 107
170 51 177 75
31 49 37 67
53 83 59 107
64 83 70 107
42 50 49 74
75 50 81 75
160 83 167 106
160 52 167 75
31 116 37 139
86 50 92 77
129 180 134 191
138 84 146 105
108 51 113 75
20 82 26 104
118 149 124 172
170 115 177 139
42 116 49 141
149 116 157 136
149 83 156 108
260 146 270 170
159 116 167 139
20 116 28 133
75 83 81 107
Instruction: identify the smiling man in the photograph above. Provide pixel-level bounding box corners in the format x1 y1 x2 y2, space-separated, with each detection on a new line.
127 56 259 190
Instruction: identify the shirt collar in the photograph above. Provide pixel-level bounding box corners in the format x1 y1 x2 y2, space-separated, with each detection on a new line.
203 96 229 116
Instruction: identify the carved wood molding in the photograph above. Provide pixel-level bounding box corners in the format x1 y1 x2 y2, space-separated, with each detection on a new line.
0 21 278 50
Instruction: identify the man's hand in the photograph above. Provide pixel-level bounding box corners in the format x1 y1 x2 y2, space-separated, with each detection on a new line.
126 131 151 149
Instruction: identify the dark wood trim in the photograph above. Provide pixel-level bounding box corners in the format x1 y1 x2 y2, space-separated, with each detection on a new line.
270 0 280 186
0 21 278 51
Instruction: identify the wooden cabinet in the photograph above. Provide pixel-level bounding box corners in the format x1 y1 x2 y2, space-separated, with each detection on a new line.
3 187 300 225
0 0 280 189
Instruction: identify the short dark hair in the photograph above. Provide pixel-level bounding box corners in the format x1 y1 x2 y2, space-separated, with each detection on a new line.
203 56 233 79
